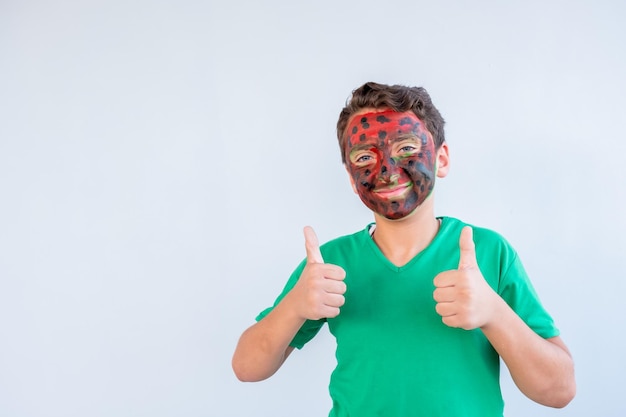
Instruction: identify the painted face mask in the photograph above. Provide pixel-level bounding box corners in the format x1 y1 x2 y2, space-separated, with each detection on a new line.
344 110 437 220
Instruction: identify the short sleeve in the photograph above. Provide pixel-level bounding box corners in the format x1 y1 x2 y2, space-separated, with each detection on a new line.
498 252 560 339
255 259 326 349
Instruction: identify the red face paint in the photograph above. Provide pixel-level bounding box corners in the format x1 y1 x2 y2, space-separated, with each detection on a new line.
344 110 437 220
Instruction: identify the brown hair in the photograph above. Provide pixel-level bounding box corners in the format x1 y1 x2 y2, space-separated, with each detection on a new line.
336 82 446 163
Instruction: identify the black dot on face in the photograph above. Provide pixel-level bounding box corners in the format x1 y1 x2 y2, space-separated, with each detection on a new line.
408 160 415 167
362 122 370 129
376 115 391 123
352 126 358 134
391 201 399 211
361 117 368 123
364 169 371 176
405 191 417 206
378 130 387 140
359 134 366 142
399 117 413 126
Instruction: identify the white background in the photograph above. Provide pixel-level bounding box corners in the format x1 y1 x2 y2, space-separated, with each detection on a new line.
1 1 625 416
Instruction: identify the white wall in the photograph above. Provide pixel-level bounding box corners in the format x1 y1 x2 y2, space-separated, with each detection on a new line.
1 1 624 416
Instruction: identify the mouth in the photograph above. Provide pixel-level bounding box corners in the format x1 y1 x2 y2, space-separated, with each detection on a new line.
373 182 412 199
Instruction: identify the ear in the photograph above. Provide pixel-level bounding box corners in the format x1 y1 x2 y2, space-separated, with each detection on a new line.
435 142 450 178
345 165 358 194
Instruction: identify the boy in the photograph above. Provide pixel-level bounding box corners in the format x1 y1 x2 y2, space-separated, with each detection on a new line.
232 82 575 416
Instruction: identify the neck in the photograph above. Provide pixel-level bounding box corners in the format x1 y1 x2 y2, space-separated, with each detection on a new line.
371 198 440 267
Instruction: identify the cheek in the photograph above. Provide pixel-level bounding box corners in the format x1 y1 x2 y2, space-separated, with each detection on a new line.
349 165 377 189
408 140 436 168
401 152 436 178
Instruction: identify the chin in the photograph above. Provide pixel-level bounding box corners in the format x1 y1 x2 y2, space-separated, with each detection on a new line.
378 209 418 221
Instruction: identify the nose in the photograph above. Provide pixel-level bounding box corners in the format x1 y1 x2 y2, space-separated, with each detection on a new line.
379 160 400 184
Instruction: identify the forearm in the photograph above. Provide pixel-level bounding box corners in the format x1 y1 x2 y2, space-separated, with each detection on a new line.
232 295 304 382
233 233 346 382
481 298 576 408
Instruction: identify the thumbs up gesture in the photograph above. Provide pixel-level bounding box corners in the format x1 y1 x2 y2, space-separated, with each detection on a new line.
287 226 347 321
433 226 499 330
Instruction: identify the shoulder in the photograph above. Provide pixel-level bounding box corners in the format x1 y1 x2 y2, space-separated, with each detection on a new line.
318 225 371 259
442 217 512 248
320 225 371 250
442 217 518 269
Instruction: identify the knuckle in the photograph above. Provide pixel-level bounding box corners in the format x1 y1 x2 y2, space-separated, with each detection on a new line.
337 295 346 307
327 307 340 318
434 303 443 315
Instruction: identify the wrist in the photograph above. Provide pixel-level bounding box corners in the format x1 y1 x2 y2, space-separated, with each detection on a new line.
279 290 309 323
479 292 508 332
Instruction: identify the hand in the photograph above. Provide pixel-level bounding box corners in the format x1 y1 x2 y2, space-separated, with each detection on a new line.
287 226 347 320
433 226 500 330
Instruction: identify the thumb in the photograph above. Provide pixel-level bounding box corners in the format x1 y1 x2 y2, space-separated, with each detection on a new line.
458 226 478 270
304 226 324 264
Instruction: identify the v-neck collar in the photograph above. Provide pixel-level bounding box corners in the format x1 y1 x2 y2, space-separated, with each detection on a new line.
363 216 450 272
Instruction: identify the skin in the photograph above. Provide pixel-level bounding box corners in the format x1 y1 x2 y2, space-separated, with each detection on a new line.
232 108 576 408
231 226 346 382
344 109 437 220
433 226 576 407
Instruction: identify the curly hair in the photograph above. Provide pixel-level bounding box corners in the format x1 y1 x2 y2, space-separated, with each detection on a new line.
337 82 446 163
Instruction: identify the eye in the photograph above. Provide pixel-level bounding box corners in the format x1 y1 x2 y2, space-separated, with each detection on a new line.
395 143 419 157
350 148 377 166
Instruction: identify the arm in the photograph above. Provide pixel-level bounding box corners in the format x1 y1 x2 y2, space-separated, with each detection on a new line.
433 227 575 407
481 301 575 407
232 296 303 382
232 226 346 382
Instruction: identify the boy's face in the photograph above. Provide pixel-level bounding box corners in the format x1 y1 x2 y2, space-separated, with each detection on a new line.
344 109 437 220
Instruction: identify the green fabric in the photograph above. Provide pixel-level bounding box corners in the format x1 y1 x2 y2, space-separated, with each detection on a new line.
256 217 559 417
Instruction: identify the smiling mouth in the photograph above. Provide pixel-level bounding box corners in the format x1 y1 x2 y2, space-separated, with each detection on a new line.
373 182 412 198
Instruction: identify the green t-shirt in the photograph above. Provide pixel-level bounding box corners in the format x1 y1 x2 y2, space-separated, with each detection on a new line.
257 217 559 417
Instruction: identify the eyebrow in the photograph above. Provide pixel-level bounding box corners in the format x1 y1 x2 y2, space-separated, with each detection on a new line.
349 144 376 156
349 133 422 156
389 133 421 144
349 134 420 152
